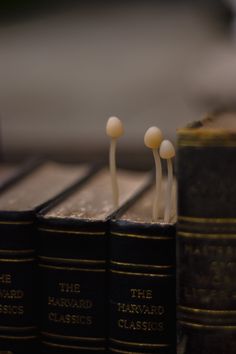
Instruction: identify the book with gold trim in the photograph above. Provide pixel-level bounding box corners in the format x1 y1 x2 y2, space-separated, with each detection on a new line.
0 161 93 354
37 168 151 354
109 181 176 354
177 111 236 354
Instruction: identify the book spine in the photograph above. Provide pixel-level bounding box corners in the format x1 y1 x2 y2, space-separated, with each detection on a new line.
0 215 39 354
38 220 108 354
177 132 236 354
109 220 176 354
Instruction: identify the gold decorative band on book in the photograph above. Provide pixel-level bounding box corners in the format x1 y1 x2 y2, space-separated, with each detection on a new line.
111 232 174 240
110 269 173 278
178 140 236 147
39 255 106 265
0 334 37 340
0 220 33 225
0 249 35 255
110 260 173 269
178 231 236 240
179 320 236 330
110 338 170 348
38 227 105 236
178 305 236 315
42 332 105 342
0 257 35 263
39 263 106 272
42 340 105 351
109 348 148 354
0 325 37 332
177 129 236 147
179 216 236 224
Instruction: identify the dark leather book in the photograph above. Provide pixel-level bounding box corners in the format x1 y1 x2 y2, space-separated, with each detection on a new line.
0 161 93 354
109 181 176 354
177 111 236 354
37 168 151 354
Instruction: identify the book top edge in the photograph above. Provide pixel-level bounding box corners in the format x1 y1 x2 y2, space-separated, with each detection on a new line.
41 169 151 222
178 111 236 142
0 161 90 213
115 178 177 225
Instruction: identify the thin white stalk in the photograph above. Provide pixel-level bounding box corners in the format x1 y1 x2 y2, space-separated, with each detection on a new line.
152 148 162 222
110 138 119 208
164 158 173 223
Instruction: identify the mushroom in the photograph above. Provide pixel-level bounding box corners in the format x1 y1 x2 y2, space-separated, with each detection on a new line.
106 116 124 208
144 126 163 222
159 140 175 223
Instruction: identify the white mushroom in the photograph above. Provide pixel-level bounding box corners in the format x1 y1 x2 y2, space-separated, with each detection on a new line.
159 140 175 223
106 116 124 208
144 126 163 222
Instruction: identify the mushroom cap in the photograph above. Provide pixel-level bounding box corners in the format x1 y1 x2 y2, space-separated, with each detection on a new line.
106 116 124 138
144 126 163 149
159 140 175 159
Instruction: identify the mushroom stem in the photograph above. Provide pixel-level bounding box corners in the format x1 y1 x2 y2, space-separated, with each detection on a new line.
164 158 173 223
152 148 162 222
110 137 119 208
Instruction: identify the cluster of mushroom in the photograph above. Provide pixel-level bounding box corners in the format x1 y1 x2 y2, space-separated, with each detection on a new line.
106 116 175 223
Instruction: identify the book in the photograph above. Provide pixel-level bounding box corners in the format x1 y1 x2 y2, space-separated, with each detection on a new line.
0 158 41 191
37 168 151 354
0 164 19 188
0 161 93 354
177 111 236 354
109 181 176 354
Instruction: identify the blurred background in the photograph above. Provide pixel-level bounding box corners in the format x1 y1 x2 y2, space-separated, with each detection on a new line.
1 0 236 168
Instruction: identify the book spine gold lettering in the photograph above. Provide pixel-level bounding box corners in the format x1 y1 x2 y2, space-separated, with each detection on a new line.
109 223 176 354
0 221 38 354
39 227 107 353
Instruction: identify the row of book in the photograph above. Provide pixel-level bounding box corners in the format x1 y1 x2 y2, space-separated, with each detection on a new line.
1 110 236 354
0 160 176 354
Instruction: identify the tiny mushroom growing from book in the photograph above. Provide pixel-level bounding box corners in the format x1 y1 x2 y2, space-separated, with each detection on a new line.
144 126 163 222
159 139 175 223
106 116 124 208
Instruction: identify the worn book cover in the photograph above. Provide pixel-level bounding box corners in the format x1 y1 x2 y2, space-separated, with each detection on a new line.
177 111 236 354
0 161 93 354
0 158 41 191
109 180 176 354
37 168 151 354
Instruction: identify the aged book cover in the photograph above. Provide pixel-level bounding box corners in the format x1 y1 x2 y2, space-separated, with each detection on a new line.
177 111 236 354
0 161 93 354
37 168 151 354
109 180 176 354
0 158 41 191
